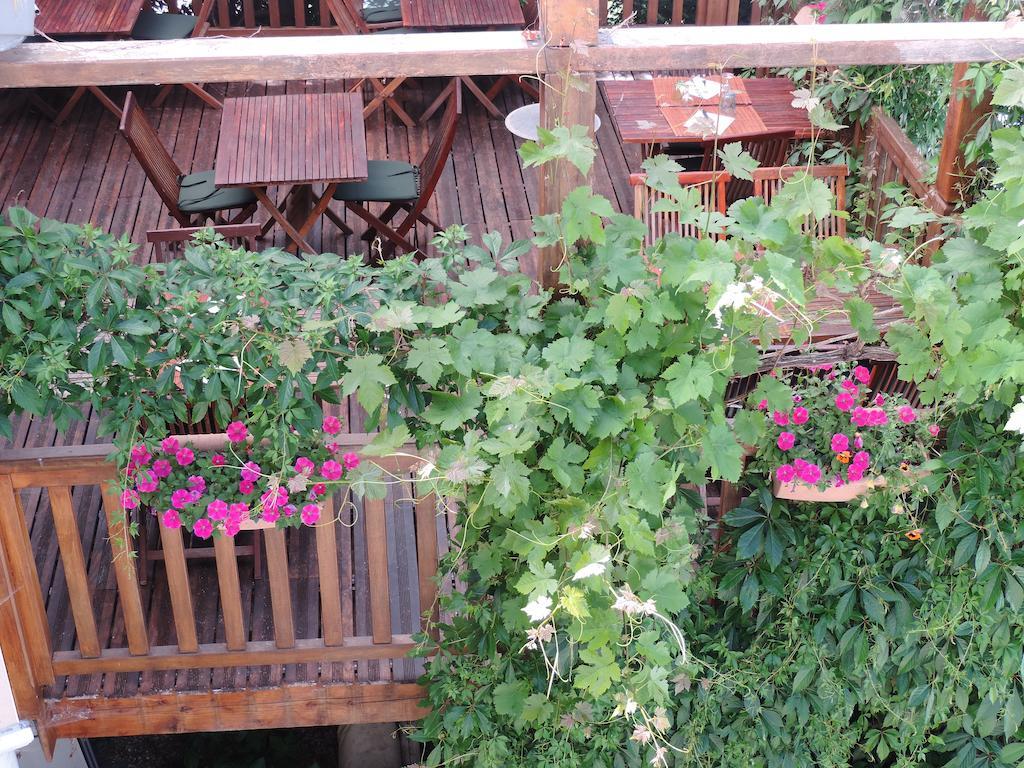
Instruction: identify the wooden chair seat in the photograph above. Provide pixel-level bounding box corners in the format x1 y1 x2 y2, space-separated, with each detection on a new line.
362 0 404 24
752 164 849 239
332 160 419 203
631 169 731 246
178 170 258 214
701 129 796 204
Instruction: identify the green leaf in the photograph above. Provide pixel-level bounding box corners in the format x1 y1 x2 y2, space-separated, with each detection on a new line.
731 409 765 446
341 354 397 414
520 124 596 175
423 384 483 430
277 338 313 374
407 337 452 388
994 68 1024 108
493 681 529 717
361 424 411 457
845 296 880 343
703 423 744 481
718 142 758 180
663 357 714 407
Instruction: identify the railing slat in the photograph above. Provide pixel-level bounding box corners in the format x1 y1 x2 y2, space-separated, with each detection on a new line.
414 491 440 640
264 528 295 649
315 496 345 646
213 535 247 651
100 484 149 656
365 496 392 644
49 486 100 659
0 513 45 716
158 524 199 653
0 475 55 684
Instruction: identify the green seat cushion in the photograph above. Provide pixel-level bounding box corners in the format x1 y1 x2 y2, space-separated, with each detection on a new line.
362 4 403 23
178 170 257 214
332 160 420 203
131 10 198 40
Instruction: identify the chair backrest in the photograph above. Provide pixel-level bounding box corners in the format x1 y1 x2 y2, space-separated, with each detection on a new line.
324 0 371 33
630 170 731 247
119 92 188 226
701 129 796 203
204 0 354 34
147 224 262 262
403 84 462 231
752 165 849 238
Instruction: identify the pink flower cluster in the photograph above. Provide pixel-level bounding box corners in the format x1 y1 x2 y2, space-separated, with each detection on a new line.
126 415 362 539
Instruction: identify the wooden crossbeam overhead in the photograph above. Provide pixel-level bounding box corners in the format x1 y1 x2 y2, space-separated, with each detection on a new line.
0 23 1022 88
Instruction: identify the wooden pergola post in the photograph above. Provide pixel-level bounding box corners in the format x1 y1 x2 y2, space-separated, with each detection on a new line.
536 0 600 292
933 2 991 210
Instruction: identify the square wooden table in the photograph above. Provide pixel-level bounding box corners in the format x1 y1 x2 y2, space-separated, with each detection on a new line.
214 92 368 254
601 77 815 150
35 0 147 37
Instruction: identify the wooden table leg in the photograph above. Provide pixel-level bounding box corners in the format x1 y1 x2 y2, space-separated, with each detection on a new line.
253 187 315 254
460 76 506 120
362 78 413 127
419 78 457 125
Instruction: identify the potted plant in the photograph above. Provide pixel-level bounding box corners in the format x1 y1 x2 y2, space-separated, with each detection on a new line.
751 363 939 502
0 0 35 52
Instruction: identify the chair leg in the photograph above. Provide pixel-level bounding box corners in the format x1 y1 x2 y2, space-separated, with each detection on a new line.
325 206 354 236
54 87 87 125
182 82 223 110
359 202 401 240
152 84 175 108
345 202 416 255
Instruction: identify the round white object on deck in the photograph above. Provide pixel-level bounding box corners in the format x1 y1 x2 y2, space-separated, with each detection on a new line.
505 103 602 142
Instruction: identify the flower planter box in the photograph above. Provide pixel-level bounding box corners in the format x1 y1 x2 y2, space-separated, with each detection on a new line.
773 475 876 502
0 1 35 52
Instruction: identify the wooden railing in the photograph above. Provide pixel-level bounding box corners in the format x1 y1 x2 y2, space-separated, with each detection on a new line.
860 106 952 247
0 433 440 724
607 0 766 27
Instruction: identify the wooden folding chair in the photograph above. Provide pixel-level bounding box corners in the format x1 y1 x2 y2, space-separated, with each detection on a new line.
146 223 262 262
630 170 731 247
328 84 462 257
119 92 258 228
701 129 796 203
136 0 223 110
326 0 415 127
752 165 849 238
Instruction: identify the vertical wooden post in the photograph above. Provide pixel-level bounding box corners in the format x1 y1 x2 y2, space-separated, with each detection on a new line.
536 0 600 292
933 2 991 210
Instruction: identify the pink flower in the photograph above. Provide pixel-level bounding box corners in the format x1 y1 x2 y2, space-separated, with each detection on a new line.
898 406 916 424
294 457 316 475
827 371 837 380
152 459 172 478
798 463 822 485
121 489 140 510
239 480 255 495
226 421 248 443
869 409 888 426
260 487 289 515
126 460 137 477
228 502 249 521
175 447 195 466
223 519 240 537
851 407 869 427
343 452 361 471
193 518 213 539
840 379 858 393
207 499 229 521
794 458 809 472
171 488 193 508
874 394 885 407
312 483 326 496
854 435 863 449
321 460 343 480
187 474 206 492
283 504 297 518
776 464 796 483
847 465 864 482
211 453 226 467
772 410 790 427
852 451 870 467
833 475 844 487
791 407 809 425
777 431 795 451
160 436 180 454
835 393 855 412
326 442 340 454
928 424 940 437
757 399 768 410
301 503 321 525
792 394 802 403
161 509 181 529
853 365 871 384
322 415 342 435
135 470 159 494
240 461 261 482
261 507 280 524
130 444 152 465
830 433 849 453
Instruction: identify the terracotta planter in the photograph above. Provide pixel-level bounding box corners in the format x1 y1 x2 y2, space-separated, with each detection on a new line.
773 475 876 502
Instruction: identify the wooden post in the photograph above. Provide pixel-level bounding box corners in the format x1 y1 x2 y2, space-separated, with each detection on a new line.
536 0 600 292
934 3 991 210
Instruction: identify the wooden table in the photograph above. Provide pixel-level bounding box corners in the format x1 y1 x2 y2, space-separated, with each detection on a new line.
35 0 147 37
601 77 815 149
406 0 528 122
34 0 149 123
214 92 368 253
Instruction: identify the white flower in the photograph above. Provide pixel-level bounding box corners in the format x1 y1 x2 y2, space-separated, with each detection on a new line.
651 746 669 767
522 595 553 623
207 304 220 314
613 693 639 718
878 247 903 276
416 461 436 481
631 725 653 745
572 553 610 581
613 588 657 616
523 623 555 651
790 88 821 111
1006 397 1024 435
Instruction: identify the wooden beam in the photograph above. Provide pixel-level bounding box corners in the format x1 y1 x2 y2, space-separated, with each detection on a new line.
0 23 1020 89
42 682 429 740
51 635 421 675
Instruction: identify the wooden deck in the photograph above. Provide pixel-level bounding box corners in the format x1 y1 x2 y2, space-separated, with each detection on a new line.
0 76 643 268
